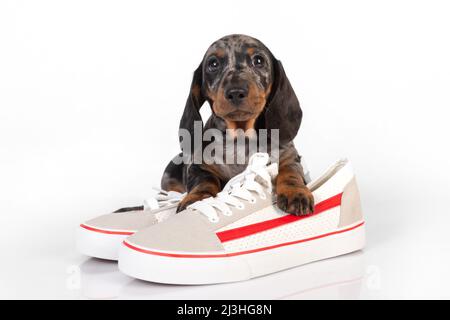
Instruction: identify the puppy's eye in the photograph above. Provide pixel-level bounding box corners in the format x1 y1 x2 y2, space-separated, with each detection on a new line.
252 55 265 68
207 57 220 73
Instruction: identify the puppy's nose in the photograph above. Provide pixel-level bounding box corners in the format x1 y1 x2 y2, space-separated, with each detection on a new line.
225 87 248 105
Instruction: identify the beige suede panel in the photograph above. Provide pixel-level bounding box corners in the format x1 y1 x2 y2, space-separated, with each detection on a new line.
126 212 224 252
85 210 159 231
338 177 363 228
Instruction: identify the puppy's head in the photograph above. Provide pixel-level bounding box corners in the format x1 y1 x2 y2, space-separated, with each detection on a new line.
202 35 274 131
180 34 302 149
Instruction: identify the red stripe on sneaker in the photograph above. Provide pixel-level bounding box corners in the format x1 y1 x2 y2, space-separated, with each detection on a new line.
80 224 134 236
123 221 364 258
216 192 343 243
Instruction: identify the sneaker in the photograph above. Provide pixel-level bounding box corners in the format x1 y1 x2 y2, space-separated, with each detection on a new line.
76 189 184 260
118 153 365 284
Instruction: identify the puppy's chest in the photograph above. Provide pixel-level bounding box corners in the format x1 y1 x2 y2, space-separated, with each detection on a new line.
213 142 257 181
214 163 248 182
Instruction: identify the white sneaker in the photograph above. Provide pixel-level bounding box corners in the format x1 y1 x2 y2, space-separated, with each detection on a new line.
118 153 365 284
76 189 184 260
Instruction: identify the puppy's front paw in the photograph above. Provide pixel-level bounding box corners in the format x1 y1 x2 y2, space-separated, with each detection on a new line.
276 185 314 216
176 192 212 213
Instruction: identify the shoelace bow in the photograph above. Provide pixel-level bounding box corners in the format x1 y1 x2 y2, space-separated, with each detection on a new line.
188 153 278 223
143 187 186 210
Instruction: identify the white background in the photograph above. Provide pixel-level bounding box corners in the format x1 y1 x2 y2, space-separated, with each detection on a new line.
1 0 449 299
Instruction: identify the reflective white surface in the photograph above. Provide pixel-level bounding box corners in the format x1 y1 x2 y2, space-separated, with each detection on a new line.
1 0 450 299
2 192 450 299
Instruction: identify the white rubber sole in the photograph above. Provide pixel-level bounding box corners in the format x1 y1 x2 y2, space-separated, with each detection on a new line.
118 222 366 285
76 226 131 261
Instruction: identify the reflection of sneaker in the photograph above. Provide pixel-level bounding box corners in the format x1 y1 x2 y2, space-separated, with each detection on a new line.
118 251 365 300
78 259 133 300
119 153 365 284
76 189 184 260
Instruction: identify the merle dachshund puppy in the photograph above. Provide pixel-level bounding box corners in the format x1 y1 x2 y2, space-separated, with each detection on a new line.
159 34 314 216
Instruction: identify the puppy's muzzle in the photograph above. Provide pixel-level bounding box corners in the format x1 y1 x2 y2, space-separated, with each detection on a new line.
225 86 248 106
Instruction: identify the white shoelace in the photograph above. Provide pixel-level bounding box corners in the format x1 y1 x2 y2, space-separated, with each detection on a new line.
143 187 186 210
188 153 278 223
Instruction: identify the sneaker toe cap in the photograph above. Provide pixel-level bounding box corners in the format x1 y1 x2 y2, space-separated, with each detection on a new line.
124 212 224 254
83 211 157 233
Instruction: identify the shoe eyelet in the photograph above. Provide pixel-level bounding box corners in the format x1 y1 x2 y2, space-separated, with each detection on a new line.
236 204 245 210
223 210 233 216
209 217 219 223
259 193 267 200
249 197 256 204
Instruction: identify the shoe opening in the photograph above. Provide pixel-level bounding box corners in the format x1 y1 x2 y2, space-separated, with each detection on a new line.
308 159 349 192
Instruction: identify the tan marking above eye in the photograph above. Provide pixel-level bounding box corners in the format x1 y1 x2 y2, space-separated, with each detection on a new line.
215 49 225 58
247 47 256 55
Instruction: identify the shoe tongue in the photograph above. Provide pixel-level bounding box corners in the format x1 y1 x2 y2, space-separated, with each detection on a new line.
248 153 278 178
266 163 278 179
248 153 270 168
253 163 278 188
143 198 159 210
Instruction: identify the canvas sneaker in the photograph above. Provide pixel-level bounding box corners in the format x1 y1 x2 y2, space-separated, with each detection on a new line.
118 153 365 284
76 189 185 260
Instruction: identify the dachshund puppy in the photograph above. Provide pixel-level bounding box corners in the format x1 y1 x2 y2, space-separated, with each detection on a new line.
161 34 314 216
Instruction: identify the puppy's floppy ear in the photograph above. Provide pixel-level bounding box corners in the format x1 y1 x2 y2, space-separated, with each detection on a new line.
179 63 205 151
265 59 302 143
